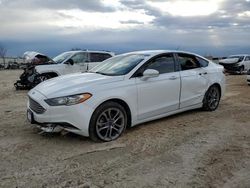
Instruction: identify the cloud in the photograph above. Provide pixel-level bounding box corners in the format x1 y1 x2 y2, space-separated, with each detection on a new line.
0 0 250 57
0 0 115 12
120 20 145 25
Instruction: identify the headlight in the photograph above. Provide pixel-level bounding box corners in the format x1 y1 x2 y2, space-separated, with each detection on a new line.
45 93 92 106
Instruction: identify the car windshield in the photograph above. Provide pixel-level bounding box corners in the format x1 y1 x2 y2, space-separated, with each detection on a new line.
90 54 147 76
228 56 244 61
53 52 74 64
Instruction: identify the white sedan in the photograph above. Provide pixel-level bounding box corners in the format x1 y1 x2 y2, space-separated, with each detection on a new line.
27 50 225 142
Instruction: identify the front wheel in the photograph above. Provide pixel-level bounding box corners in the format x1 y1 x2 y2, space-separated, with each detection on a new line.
38 74 51 82
203 85 221 111
89 101 127 142
239 66 244 75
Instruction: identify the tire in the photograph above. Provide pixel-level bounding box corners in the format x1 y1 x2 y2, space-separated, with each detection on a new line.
89 101 127 142
203 85 221 111
239 66 244 75
38 74 51 82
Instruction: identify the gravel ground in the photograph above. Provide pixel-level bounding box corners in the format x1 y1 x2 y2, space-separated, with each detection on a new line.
0 70 250 188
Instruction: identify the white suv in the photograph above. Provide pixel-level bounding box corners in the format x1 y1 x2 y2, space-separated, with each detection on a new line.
35 50 114 81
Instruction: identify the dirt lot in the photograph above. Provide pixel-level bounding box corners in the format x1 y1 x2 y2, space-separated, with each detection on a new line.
0 70 250 188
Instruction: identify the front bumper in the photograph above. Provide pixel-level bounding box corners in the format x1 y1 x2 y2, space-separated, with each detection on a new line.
219 63 241 73
27 90 94 137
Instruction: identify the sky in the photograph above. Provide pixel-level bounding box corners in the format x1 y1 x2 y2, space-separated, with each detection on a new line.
0 0 250 57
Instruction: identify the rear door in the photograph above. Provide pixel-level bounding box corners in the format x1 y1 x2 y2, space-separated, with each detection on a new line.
88 53 112 71
176 53 210 108
135 53 181 120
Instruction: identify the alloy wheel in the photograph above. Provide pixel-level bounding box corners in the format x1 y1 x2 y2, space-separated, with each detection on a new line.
96 108 125 141
207 87 220 110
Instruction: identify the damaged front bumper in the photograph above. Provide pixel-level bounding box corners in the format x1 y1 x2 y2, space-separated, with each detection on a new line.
27 109 80 133
219 63 242 73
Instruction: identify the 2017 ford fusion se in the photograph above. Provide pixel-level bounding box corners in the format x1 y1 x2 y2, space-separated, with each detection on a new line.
27 50 225 142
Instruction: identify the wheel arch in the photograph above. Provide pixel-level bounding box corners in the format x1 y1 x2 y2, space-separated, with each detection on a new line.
92 98 132 128
40 72 59 77
210 83 221 96
205 83 222 100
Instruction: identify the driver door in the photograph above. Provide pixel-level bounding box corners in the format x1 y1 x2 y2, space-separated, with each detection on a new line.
65 52 88 74
135 53 181 120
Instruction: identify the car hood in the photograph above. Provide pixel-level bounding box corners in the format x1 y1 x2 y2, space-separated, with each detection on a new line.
219 58 239 64
33 73 124 98
23 51 53 63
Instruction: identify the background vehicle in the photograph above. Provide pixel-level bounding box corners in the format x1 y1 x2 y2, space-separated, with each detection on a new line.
6 62 20 69
14 52 54 90
27 50 225 142
14 50 114 90
34 50 114 82
219 54 250 74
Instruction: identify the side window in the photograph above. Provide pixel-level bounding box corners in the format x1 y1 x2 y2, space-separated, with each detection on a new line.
245 56 250 61
177 53 200 71
196 56 209 67
145 54 175 74
71 53 88 64
90 53 112 62
239 56 244 61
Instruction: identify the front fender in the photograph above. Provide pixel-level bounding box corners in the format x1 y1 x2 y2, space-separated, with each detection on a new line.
35 65 62 75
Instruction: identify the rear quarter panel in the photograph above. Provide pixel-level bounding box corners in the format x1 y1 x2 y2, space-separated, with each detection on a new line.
206 62 226 97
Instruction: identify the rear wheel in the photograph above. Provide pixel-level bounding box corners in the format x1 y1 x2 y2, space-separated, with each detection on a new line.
89 101 127 142
203 85 221 111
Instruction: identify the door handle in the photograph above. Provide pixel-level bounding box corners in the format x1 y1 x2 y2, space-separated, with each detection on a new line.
169 76 177 80
199 72 207 75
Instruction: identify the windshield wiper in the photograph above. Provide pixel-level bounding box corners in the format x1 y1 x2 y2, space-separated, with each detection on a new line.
87 71 119 76
95 72 113 76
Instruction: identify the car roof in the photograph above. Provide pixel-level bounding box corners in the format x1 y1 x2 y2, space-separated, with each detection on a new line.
122 50 204 57
67 50 115 56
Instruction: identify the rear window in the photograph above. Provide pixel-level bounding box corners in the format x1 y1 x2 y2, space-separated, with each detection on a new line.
196 57 209 67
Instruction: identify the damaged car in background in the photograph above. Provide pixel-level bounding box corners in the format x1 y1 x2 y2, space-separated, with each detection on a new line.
27 50 225 142
14 51 54 90
14 50 114 90
219 54 250 74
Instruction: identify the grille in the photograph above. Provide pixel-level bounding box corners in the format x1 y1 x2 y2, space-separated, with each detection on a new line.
29 97 46 114
219 63 239 71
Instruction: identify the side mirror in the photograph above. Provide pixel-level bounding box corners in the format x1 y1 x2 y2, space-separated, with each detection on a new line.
65 59 74 65
141 69 159 81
